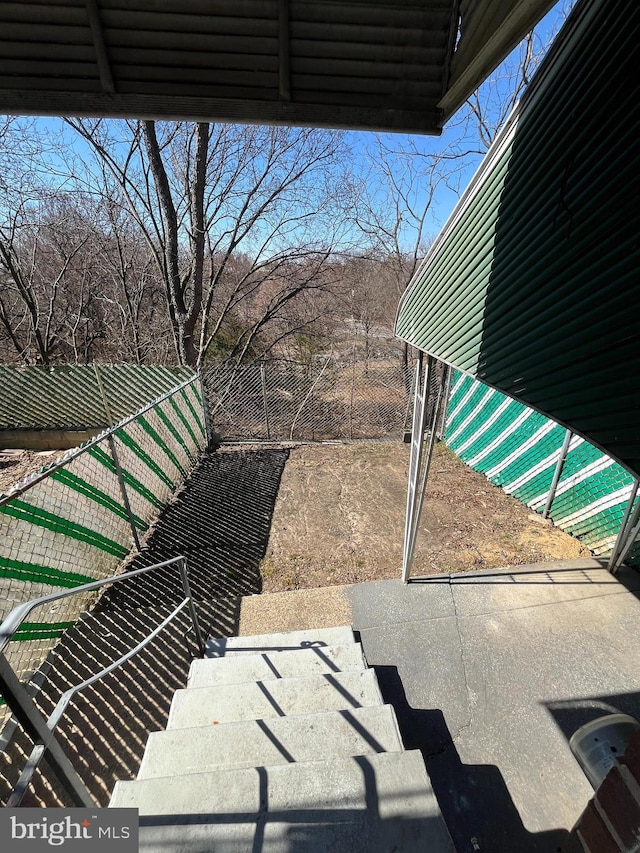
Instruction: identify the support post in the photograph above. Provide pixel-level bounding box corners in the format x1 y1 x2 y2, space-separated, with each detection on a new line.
543 428 573 519
407 357 444 565
108 435 141 552
260 362 271 440
402 353 430 583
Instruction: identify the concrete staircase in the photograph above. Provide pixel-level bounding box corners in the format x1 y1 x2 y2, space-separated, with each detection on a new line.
110 625 454 852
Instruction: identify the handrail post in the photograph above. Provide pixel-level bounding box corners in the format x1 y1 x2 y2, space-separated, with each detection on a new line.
0 655 94 806
179 557 206 657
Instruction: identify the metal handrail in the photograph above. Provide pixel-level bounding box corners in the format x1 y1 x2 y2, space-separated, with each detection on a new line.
0 555 206 807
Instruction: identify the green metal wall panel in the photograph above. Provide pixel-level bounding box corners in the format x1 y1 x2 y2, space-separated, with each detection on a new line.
396 0 640 476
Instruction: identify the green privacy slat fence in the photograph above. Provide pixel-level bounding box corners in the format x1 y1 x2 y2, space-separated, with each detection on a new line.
0 376 207 705
445 370 640 566
0 364 194 430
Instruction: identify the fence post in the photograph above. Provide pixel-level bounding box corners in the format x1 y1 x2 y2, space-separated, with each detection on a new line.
108 435 141 552
93 363 114 427
543 428 573 519
94 364 141 551
436 364 452 439
608 480 640 573
198 370 213 448
260 362 271 440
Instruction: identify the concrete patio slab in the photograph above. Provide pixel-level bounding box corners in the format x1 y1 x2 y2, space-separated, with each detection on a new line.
237 559 640 852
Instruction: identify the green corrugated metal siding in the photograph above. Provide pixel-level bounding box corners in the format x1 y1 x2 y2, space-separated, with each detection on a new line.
396 0 640 477
0 365 194 430
446 370 640 564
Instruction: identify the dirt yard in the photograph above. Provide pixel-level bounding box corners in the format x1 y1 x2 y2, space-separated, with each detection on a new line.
0 441 591 594
260 440 591 591
0 449 59 496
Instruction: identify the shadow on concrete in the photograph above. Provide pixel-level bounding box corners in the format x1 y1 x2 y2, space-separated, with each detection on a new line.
137 748 450 852
545 691 640 746
0 447 289 807
373 665 573 853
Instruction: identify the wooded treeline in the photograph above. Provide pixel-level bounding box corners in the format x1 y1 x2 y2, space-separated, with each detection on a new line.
0 17 563 370
0 119 423 369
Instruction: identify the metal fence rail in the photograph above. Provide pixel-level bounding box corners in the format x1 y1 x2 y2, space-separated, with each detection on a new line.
0 555 203 807
204 355 413 442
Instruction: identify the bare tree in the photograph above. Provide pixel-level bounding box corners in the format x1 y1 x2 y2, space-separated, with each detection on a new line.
0 195 98 365
64 119 351 369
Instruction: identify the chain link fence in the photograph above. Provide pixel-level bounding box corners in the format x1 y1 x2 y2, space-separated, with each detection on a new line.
0 376 207 730
203 355 414 442
445 369 640 566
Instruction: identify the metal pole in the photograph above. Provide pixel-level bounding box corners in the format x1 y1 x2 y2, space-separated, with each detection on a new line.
198 369 213 448
93 362 114 427
407 357 443 565
543 429 573 519
436 364 452 440
402 360 417 439
0 655 94 806
609 488 640 574
260 362 271 440
608 480 639 571
96 364 140 551
108 434 141 551
402 353 430 583
613 513 640 574
179 557 206 657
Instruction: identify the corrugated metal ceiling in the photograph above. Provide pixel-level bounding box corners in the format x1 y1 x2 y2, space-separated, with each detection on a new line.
0 0 554 133
395 0 640 476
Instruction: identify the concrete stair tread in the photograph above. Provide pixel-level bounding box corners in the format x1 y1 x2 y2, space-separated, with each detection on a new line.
206 625 355 657
136 705 404 778
112 751 454 852
168 669 384 729
116 750 430 813
188 643 367 687
138 817 454 853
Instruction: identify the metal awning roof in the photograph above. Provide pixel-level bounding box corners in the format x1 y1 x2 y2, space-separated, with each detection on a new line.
0 0 554 134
